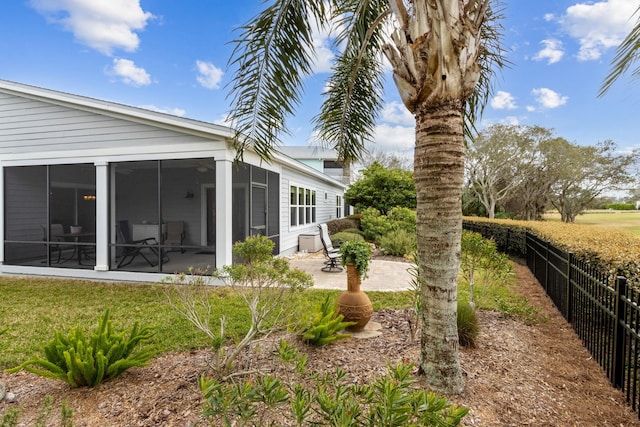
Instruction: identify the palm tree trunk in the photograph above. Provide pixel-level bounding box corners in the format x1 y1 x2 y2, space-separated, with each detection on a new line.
415 100 464 394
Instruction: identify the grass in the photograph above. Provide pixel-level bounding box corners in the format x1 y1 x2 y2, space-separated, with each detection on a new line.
0 276 414 370
457 267 543 325
544 211 640 237
0 256 534 370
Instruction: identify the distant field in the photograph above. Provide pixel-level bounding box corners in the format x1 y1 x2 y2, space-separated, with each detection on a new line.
544 211 640 237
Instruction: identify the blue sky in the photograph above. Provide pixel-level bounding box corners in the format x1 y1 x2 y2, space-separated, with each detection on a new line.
1 0 639 159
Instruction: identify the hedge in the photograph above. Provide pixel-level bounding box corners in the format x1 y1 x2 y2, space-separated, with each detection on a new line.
463 216 640 287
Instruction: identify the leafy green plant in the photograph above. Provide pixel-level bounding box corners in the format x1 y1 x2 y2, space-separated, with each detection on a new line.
199 362 468 426
7 309 156 387
163 235 312 378
330 231 365 246
460 230 512 308
360 207 393 242
326 218 359 234
275 339 307 374
387 206 417 232
1 407 20 427
457 301 479 348
379 228 417 257
301 296 355 346
339 240 372 278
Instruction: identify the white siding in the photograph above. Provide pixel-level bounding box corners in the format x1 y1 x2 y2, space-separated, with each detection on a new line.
279 165 345 255
0 92 213 154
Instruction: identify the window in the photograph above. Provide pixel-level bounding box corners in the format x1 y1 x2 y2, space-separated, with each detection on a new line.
290 184 316 227
336 195 342 219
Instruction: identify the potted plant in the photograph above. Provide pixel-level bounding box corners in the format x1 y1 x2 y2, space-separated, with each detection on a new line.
337 240 374 331
340 240 372 279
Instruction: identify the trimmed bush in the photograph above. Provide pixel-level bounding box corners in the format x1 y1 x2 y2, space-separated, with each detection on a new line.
360 207 392 242
379 229 416 257
463 216 640 288
331 231 365 245
387 206 417 232
605 203 636 210
326 218 359 235
361 207 417 244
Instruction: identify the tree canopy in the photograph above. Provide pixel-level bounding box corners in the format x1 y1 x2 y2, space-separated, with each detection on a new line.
345 162 416 214
464 125 639 222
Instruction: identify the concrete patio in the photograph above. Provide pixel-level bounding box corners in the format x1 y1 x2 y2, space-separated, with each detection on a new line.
287 252 413 291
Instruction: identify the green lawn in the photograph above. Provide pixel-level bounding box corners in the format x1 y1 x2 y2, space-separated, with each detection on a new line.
544 211 640 237
0 276 414 369
0 253 537 371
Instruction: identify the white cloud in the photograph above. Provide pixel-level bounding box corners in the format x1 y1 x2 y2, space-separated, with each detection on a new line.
533 39 564 64
560 0 639 61
526 105 536 112
531 87 568 109
380 101 415 126
502 116 521 126
138 105 186 116
30 0 153 55
370 123 415 153
491 91 517 110
196 60 224 89
309 13 335 73
108 58 151 86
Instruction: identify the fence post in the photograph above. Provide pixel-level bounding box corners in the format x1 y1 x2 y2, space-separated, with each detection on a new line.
613 275 627 389
566 252 573 323
544 240 550 292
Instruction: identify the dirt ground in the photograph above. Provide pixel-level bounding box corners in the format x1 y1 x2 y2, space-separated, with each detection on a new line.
1 262 640 426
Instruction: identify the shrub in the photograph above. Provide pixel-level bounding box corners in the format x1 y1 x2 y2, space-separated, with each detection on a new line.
330 231 365 246
360 207 392 242
7 309 156 387
361 207 417 244
605 203 636 210
301 296 355 346
379 229 417 257
387 206 417 232
199 362 468 426
461 230 513 308
463 216 640 287
163 235 312 378
457 302 479 348
326 218 359 235
344 162 416 214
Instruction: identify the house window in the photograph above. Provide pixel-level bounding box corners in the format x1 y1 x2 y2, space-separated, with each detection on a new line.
336 195 342 218
290 185 316 227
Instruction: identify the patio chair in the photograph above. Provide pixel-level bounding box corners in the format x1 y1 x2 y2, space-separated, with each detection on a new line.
117 220 168 268
164 220 185 253
318 223 340 253
41 224 74 263
318 224 342 272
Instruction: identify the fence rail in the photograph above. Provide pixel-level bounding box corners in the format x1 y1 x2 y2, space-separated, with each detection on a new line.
463 224 640 417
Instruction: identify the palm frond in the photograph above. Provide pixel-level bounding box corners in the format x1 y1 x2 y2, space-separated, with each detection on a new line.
313 0 390 164
599 6 640 97
226 0 326 161
465 0 510 145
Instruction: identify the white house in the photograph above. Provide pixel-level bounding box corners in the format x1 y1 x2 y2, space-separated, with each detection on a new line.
0 80 346 282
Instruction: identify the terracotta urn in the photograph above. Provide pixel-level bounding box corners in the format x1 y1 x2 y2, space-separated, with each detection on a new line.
337 263 373 331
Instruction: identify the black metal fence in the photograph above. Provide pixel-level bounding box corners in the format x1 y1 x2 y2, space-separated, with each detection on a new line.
463 223 640 416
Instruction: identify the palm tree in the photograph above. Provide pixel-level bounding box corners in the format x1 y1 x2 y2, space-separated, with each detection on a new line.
227 0 505 394
599 5 640 96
